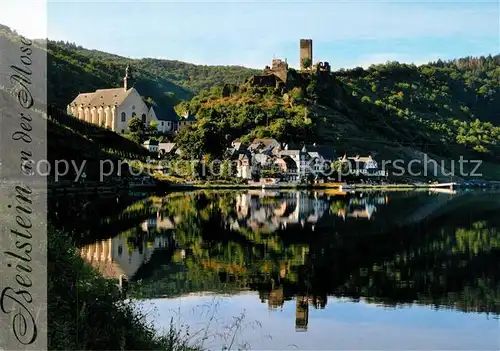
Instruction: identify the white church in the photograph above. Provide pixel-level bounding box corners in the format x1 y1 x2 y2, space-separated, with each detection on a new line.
66 65 187 134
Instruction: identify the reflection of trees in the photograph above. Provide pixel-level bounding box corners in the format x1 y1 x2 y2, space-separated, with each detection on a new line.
455 221 500 254
49 194 148 245
333 220 500 314
122 191 499 315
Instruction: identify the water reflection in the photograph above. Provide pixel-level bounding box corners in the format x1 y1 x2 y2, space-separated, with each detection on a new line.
78 190 500 323
80 234 173 280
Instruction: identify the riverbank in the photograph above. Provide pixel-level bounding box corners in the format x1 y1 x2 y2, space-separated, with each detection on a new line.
166 181 499 191
46 179 500 196
48 226 197 350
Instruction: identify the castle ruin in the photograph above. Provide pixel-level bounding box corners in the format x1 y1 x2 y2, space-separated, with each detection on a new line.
263 58 289 83
300 39 313 69
246 38 331 90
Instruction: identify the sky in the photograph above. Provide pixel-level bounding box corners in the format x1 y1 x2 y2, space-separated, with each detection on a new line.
1 1 499 69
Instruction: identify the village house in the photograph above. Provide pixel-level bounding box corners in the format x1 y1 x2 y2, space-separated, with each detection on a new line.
177 111 197 131
143 139 159 153
338 154 387 177
157 143 183 160
236 153 253 179
145 102 179 133
227 139 335 182
247 138 281 154
224 141 249 159
277 143 335 181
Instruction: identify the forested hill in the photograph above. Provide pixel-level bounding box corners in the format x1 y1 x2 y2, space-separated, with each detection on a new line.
336 57 500 125
46 40 260 108
2 24 499 178
175 56 500 179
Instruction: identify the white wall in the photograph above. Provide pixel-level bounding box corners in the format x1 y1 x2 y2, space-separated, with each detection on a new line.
147 108 161 132
115 88 149 133
148 107 177 133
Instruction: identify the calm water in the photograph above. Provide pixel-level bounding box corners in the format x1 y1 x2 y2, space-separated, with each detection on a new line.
58 189 500 350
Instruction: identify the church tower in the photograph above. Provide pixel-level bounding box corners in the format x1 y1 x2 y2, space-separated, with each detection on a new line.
123 64 134 90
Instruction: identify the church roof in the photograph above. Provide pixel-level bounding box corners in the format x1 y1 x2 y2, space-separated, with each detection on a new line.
70 92 95 106
69 87 133 108
145 100 179 122
150 104 179 122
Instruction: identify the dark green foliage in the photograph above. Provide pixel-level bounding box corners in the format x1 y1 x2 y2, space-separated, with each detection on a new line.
47 106 150 182
48 227 195 350
301 57 312 69
128 117 144 134
128 116 146 143
46 41 259 109
335 56 500 155
121 191 500 314
174 84 315 158
174 55 500 168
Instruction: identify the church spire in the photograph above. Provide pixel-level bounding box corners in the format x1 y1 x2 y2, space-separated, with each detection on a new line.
123 64 133 90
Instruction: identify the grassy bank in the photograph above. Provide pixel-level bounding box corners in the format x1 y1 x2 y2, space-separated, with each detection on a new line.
48 226 196 350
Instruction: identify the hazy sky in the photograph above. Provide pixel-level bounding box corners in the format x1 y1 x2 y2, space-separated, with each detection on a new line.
1 1 499 69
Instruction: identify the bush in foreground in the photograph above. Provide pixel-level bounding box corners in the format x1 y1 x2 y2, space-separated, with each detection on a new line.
48 226 195 350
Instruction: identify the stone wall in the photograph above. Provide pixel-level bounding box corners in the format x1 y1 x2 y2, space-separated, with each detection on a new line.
300 39 313 69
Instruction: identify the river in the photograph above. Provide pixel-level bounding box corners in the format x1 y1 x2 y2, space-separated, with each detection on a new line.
54 189 500 350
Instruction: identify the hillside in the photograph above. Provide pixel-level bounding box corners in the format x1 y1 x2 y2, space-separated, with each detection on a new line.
47 40 259 109
2 24 498 179
175 58 500 180
0 23 259 108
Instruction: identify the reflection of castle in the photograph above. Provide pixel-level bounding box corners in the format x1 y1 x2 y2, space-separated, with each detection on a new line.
231 192 330 232
295 296 309 331
268 287 285 311
262 259 326 333
264 288 328 332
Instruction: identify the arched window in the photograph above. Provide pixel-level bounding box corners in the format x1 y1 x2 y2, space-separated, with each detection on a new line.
141 113 146 124
121 112 126 122
132 112 136 118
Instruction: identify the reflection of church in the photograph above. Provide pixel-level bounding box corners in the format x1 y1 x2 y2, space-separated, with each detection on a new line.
79 232 172 280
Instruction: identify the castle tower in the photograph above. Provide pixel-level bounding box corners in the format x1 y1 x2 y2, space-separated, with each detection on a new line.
123 64 133 90
300 39 313 70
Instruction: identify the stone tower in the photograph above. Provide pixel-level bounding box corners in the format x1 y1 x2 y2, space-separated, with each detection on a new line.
300 39 313 70
295 296 309 331
123 64 133 90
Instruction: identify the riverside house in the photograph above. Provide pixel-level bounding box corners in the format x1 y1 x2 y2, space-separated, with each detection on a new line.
338 154 387 177
227 139 336 182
